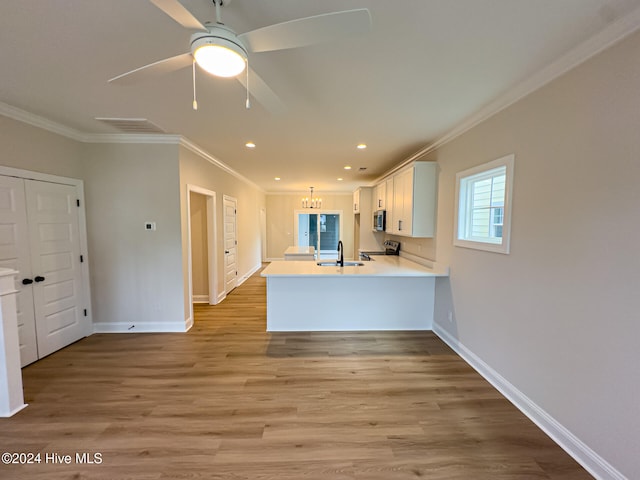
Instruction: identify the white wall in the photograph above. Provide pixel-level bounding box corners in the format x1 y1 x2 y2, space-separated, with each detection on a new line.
82 142 185 332
432 29 640 479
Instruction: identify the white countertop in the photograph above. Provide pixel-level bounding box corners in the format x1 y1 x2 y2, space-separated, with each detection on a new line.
284 246 315 255
262 255 448 278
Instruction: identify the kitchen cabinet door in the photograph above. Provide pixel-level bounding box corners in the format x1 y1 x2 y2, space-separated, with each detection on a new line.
353 188 360 213
373 182 386 210
389 162 437 237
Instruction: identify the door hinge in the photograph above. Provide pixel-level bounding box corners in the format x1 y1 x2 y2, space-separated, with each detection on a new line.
80 255 84 263
77 199 80 207
83 309 87 316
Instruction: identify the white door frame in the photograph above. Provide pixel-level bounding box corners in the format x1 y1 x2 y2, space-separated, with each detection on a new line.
186 185 218 325
0 165 92 337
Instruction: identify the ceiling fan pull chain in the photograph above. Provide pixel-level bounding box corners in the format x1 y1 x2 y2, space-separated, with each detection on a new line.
192 60 198 111
245 59 251 109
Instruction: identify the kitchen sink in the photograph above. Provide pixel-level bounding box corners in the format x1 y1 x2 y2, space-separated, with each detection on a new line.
316 261 365 267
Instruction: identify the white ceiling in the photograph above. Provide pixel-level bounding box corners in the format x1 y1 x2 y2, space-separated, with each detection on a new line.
1 0 639 193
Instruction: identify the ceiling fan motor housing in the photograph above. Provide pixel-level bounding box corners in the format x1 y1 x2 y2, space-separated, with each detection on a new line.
190 24 248 77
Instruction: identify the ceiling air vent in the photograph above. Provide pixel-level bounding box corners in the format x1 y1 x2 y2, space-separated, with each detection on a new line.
95 117 166 134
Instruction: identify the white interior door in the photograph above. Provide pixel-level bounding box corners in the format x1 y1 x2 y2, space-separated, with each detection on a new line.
223 195 237 294
25 180 87 359
0 176 38 366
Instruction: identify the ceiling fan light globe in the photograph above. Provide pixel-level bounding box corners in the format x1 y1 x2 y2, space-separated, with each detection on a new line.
194 44 246 77
191 30 248 77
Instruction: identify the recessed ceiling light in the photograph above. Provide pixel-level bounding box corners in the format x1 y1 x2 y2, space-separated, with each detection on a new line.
245 141 256 148
356 143 367 149
337 178 343 181
274 177 281 181
344 165 352 170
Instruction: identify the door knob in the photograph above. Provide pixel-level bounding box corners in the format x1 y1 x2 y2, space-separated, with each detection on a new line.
34 276 45 282
22 278 34 285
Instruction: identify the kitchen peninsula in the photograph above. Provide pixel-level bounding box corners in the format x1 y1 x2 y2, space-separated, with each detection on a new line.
261 256 448 331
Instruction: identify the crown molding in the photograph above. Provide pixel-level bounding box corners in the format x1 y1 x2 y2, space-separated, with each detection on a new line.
0 102 88 142
374 4 640 184
178 137 265 193
0 102 262 192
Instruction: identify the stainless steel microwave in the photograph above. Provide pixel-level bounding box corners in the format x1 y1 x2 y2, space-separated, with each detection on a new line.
373 210 386 231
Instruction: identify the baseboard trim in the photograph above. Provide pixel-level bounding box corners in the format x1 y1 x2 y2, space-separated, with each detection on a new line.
184 316 193 332
0 402 29 418
93 322 190 333
192 295 209 303
238 263 262 286
433 323 626 480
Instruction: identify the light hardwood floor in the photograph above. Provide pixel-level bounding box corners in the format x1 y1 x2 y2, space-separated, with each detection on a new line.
0 268 591 479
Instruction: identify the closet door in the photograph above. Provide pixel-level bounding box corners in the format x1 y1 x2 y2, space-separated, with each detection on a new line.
25 180 87 359
0 176 38 366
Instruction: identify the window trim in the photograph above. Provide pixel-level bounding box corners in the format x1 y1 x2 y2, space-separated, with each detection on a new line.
454 154 514 254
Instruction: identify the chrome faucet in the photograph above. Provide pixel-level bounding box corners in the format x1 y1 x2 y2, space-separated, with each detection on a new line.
337 240 344 267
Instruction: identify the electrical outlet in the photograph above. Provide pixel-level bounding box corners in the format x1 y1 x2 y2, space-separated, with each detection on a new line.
144 222 156 231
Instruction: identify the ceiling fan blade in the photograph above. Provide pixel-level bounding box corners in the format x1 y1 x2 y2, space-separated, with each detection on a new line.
109 53 193 85
149 0 206 30
236 66 286 115
238 8 371 53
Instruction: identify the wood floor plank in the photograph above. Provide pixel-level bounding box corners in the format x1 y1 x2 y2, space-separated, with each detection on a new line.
0 267 591 479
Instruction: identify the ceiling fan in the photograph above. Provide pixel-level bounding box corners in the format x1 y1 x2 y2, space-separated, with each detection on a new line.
109 0 372 113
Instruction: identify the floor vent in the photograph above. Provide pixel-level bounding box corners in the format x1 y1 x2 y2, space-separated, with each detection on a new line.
95 117 166 134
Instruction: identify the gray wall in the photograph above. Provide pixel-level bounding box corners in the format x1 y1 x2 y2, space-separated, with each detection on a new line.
82 142 185 331
432 29 640 479
0 116 83 178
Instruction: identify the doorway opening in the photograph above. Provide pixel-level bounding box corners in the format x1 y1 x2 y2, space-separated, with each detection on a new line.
187 185 218 326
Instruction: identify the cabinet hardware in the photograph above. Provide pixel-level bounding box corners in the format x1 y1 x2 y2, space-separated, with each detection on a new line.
34 276 45 282
22 278 34 285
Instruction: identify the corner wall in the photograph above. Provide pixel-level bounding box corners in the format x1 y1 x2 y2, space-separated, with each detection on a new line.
179 146 266 323
432 29 640 479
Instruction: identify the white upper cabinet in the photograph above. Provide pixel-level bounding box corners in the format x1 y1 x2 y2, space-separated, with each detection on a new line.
353 188 361 213
373 182 386 210
388 162 437 238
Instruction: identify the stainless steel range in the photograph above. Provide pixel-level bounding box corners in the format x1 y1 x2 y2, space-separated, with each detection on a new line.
359 240 400 261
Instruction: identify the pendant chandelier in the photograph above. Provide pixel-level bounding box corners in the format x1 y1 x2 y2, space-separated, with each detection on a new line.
302 187 322 209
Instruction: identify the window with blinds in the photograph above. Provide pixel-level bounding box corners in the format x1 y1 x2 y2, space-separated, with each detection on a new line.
454 154 514 254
